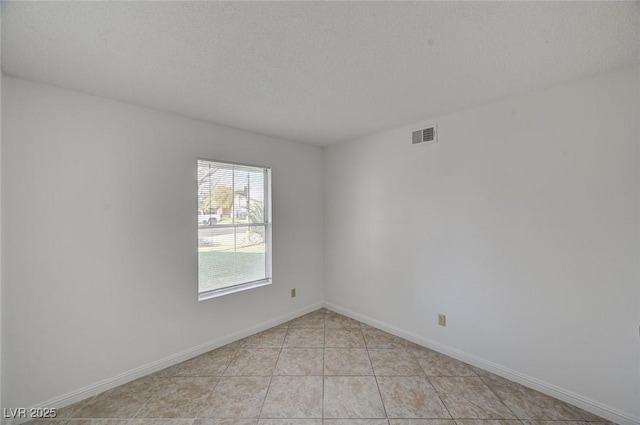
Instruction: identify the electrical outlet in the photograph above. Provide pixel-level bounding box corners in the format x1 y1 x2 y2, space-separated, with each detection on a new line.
438 314 446 327
291 288 296 298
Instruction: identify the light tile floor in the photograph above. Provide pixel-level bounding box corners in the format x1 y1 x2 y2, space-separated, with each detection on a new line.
30 309 613 425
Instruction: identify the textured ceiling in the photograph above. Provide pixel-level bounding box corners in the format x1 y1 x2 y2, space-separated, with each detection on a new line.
2 1 639 145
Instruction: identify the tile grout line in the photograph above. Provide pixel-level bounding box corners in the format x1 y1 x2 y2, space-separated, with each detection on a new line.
322 318 326 420
363 327 391 421
128 382 158 421
410 346 455 422
219 345 242 377
478 373 524 423
428 374 455 421
56 394 97 421
255 324 287 420
48 309 614 425
191 370 223 421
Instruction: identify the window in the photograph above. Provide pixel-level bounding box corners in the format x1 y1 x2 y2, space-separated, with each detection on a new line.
197 159 272 300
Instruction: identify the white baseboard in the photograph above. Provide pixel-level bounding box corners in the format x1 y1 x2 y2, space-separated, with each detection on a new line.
10 301 637 425
7 302 324 425
323 301 639 425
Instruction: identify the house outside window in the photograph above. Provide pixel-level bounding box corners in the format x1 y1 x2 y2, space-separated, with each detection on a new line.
197 159 272 300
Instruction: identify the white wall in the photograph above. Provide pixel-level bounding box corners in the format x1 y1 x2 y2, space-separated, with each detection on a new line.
2 65 638 423
0 9 4 414
1 77 324 410
324 66 640 420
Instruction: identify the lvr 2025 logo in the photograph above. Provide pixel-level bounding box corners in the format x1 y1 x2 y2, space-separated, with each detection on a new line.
3 407 57 418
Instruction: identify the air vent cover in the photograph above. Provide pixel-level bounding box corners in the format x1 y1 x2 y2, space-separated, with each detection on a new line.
412 125 437 145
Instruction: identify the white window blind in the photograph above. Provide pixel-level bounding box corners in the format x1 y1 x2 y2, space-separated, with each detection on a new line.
197 159 272 300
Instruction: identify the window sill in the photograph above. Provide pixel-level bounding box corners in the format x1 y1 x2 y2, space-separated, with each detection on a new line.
198 278 272 301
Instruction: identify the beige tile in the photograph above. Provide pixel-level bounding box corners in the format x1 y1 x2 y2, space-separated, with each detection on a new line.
469 367 496 379
289 312 325 329
558 408 610 422
412 349 476 377
362 328 408 349
241 329 287 348
54 314 613 425
273 322 291 329
403 341 431 352
153 364 179 378
51 421 126 425
261 376 323 418
368 349 424 376
275 348 324 376
376 376 450 419
198 377 270 418
284 329 325 347
219 341 243 350
223 349 280 376
54 399 97 419
429 377 515 419
580 414 613 423
456 421 524 425
324 312 362 329
323 376 386 419
156 349 237 377
324 348 373 375
73 377 159 418
24 421 69 425
519 422 592 425
127 421 194 425
390 421 455 425
324 329 366 348
135 377 217 418
481 375 587 420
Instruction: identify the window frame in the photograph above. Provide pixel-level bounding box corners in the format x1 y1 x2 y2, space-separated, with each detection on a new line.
197 158 272 301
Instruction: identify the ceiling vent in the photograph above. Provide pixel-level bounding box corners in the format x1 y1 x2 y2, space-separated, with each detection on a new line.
412 124 437 145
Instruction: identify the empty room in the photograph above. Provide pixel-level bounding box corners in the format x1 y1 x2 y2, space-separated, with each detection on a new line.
0 2 638 425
